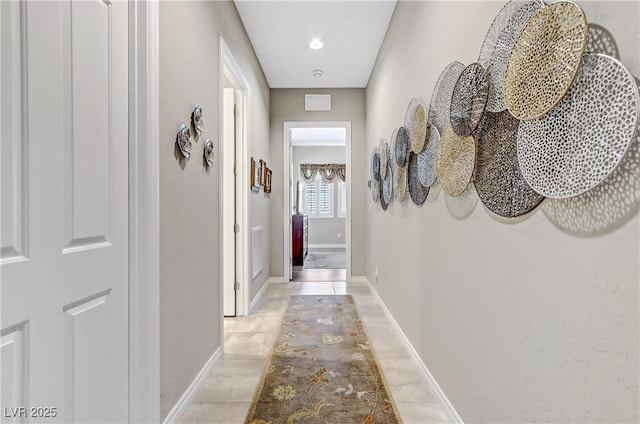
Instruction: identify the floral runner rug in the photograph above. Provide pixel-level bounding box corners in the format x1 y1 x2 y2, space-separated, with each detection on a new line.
245 295 401 424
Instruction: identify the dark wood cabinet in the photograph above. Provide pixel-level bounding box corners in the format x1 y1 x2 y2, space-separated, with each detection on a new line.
292 214 308 266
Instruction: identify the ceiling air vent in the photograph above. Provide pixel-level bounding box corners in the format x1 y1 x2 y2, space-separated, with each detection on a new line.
305 94 331 111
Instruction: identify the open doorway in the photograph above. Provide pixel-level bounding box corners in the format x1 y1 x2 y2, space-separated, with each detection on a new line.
220 37 249 318
283 122 352 283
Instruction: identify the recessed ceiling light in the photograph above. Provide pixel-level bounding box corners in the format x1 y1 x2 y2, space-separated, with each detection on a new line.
309 39 324 50
312 70 323 78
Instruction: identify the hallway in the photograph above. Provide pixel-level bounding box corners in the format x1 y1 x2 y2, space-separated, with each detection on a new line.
178 281 455 423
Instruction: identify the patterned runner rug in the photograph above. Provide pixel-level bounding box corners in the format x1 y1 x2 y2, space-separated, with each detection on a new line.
245 295 400 424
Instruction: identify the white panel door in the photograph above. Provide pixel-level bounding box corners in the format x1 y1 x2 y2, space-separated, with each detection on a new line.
1 1 129 422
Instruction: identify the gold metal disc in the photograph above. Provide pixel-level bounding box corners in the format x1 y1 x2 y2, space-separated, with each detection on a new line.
436 124 476 197
504 1 587 120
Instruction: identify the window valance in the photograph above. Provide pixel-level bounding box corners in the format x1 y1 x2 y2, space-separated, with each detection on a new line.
300 163 346 184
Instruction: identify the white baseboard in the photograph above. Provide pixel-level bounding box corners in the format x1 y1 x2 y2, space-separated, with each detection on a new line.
364 278 463 423
162 347 222 424
348 276 368 283
308 244 346 249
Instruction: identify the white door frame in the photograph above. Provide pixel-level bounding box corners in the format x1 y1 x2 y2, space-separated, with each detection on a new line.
283 121 352 281
128 1 160 422
219 36 250 327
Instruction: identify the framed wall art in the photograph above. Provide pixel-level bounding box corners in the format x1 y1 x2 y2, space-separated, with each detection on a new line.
265 168 272 193
251 157 261 192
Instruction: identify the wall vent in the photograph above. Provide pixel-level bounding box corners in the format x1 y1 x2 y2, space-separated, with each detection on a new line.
305 94 331 111
251 226 263 279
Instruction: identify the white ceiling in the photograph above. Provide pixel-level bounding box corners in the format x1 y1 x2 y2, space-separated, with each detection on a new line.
290 127 346 146
234 1 397 88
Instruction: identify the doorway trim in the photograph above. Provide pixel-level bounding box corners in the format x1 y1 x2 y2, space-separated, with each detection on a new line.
282 121 352 282
128 0 160 422
219 36 250 330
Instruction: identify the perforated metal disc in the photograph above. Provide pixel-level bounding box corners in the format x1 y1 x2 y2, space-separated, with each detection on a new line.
378 139 389 180
405 99 429 153
371 147 380 182
478 0 538 66
474 110 544 217
371 178 379 203
417 126 440 187
450 63 489 136
504 1 588 120
445 184 479 220
517 53 640 198
586 23 619 59
429 61 466 133
542 119 640 234
436 124 476 197
485 0 544 113
380 163 393 211
394 162 407 202
389 127 399 167
407 152 429 205
395 127 409 167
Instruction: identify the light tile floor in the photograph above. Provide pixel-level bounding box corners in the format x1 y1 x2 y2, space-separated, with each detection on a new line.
179 281 456 424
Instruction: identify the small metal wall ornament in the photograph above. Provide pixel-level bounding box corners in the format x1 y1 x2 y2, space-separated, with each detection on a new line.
203 138 214 169
176 123 191 160
393 162 407 203
191 104 203 138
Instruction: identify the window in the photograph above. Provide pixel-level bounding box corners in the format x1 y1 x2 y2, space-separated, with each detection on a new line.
304 178 334 218
337 180 347 218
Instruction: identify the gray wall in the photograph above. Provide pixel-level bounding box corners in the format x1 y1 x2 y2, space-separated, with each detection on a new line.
365 1 639 423
292 146 346 246
158 1 270 419
270 89 366 277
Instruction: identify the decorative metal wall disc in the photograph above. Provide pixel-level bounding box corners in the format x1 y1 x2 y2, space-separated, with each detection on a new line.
478 0 539 66
445 184 479 220
450 63 489 137
407 152 429 205
371 147 380 182
473 111 544 217
542 120 640 234
417 126 440 187
395 127 409 167
517 53 640 198
586 23 620 59
380 163 393 210
504 1 588 120
394 162 407 202
436 124 476 197
429 61 466 133
485 0 544 112
389 127 398 167
405 99 428 153
371 178 379 203
378 139 389 180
